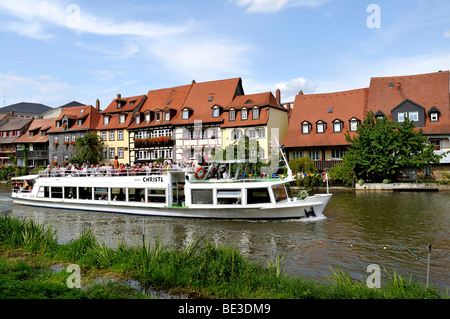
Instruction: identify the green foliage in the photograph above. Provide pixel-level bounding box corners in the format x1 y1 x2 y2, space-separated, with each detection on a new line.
344 111 443 182
288 157 316 174
70 132 104 165
328 162 354 187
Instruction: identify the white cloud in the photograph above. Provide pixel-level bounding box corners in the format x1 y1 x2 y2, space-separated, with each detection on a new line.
235 0 328 12
0 0 193 39
0 72 74 107
271 77 317 101
149 37 253 81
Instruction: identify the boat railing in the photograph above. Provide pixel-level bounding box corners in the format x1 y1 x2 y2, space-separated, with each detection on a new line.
38 167 188 178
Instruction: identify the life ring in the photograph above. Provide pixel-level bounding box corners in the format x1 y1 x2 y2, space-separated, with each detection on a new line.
195 167 207 180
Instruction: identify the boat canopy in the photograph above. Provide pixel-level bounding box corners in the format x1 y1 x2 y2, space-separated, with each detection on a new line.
11 175 39 180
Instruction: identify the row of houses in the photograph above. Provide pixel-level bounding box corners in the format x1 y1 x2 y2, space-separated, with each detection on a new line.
1 70 449 179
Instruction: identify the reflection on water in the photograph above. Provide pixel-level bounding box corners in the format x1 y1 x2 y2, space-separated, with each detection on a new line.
1 184 449 291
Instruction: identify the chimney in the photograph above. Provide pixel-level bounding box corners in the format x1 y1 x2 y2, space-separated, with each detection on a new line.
96 99 100 110
10 110 14 117
192 80 196 84
298 90 304 95
276 89 281 104
117 94 121 99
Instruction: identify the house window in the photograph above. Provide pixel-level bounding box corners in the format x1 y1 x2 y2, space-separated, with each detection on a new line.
241 109 247 120
408 111 419 122
246 128 256 139
350 120 359 132
291 150 303 159
430 113 439 122
119 114 126 124
135 115 140 124
109 131 115 141
308 150 321 161
429 139 441 150
65 135 69 142
331 149 344 159
208 96 214 102
109 148 115 159
258 128 265 138
165 112 170 121
182 110 189 119
212 107 219 118
316 121 325 134
333 120 342 133
117 130 124 140
398 112 407 122
118 147 124 158
103 116 109 125
155 112 161 122
302 122 311 134
145 113 150 123
252 107 259 120
229 109 235 121
101 131 107 141
117 101 122 109
78 119 83 126
72 134 76 142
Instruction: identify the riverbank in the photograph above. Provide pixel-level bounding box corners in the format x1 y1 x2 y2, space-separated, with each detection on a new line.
0 215 446 300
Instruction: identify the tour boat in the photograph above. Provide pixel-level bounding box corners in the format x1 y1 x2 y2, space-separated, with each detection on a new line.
11 150 332 219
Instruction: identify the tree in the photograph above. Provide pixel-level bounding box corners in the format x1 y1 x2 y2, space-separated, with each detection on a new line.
70 133 104 165
344 111 443 182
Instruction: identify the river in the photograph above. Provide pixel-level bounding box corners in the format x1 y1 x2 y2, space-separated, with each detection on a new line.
1 184 449 291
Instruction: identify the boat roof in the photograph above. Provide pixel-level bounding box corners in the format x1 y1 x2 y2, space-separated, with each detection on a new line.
11 174 39 180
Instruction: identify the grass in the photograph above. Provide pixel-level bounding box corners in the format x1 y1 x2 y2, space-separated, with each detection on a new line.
0 215 447 299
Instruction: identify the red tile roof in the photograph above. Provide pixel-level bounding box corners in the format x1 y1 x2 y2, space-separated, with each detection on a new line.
283 88 369 148
367 70 450 134
221 91 286 128
99 94 146 130
47 105 101 133
127 84 193 130
14 118 55 144
172 77 244 126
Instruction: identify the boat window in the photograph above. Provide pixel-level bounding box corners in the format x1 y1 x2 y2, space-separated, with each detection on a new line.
247 188 271 204
111 188 126 201
148 189 166 203
217 189 241 205
272 185 288 202
64 187 77 199
191 189 213 205
51 187 63 199
94 187 108 201
79 187 92 200
128 188 145 202
37 186 49 198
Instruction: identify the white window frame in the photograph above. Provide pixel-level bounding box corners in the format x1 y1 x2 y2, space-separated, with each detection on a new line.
117 129 124 141
182 110 189 119
109 130 115 141
241 109 247 120
103 116 109 125
252 107 259 120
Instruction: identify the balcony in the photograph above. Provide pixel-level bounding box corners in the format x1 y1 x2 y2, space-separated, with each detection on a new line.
134 137 173 148
16 150 49 159
314 160 342 171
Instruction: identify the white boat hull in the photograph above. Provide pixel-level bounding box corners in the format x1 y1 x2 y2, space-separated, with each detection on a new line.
12 193 332 220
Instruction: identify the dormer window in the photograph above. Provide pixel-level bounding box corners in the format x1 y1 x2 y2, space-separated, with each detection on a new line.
103 115 110 125
119 114 126 124
78 119 83 126
165 111 170 121
145 113 150 123
129 101 134 106
349 118 360 132
56 121 61 128
241 108 247 120
117 101 122 109
212 106 220 118
252 107 259 120
427 106 441 122
182 109 189 120
316 120 326 134
155 112 161 122
301 121 311 134
333 119 343 133
135 114 140 124
229 109 236 121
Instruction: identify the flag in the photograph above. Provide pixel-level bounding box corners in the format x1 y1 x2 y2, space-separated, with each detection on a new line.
323 173 328 182
273 135 280 148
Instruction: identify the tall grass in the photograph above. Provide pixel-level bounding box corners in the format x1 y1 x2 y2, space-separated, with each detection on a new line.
0 215 447 299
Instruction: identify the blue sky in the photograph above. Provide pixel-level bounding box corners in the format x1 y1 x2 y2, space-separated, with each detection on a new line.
1 0 450 108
